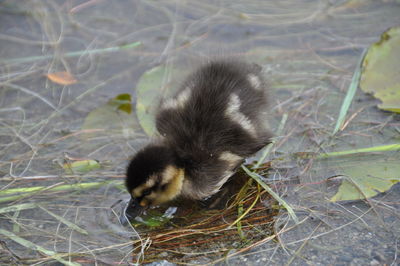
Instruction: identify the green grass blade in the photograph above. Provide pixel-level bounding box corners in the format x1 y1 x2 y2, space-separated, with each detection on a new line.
332 49 367 135
39 206 88 235
12 210 21 233
0 203 37 214
229 183 260 230
255 113 288 168
0 194 31 204
0 229 81 266
318 143 400 158
0 180 121 203
0 180 119 196
236 203 245 239
242 165 299 224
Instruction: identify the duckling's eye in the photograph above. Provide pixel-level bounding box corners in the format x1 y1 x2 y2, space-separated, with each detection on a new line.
142 189 152 196
160 184 168 191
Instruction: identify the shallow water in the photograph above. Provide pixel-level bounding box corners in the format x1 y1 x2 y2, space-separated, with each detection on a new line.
1 0 400 265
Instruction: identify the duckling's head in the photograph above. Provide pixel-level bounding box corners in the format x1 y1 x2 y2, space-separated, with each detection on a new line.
125 145 184 217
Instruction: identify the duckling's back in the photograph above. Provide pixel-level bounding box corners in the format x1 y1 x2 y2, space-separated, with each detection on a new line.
156 59 271 160
150 60 272 199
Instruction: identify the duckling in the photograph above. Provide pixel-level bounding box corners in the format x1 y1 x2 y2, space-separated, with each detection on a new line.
125 60 272 218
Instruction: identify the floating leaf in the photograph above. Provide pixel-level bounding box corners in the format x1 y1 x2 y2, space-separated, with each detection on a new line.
360 26 400 113
330 160 400 202
46 71 77 85
63 159 100 174
135 65 182 136
136 66 168 136
82 93 139 137
110 93 132 113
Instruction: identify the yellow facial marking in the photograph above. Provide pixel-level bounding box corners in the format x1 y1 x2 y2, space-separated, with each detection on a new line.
131 166 185 207
132 175 157 197
152 166 184 205
162 165 179 183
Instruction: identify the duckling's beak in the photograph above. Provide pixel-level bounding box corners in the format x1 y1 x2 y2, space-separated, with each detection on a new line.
120 197 146 225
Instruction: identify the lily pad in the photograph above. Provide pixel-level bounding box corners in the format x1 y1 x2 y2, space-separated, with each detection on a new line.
330 160 400 202
82 93 139 137
360 26 400 113
135 65 183 136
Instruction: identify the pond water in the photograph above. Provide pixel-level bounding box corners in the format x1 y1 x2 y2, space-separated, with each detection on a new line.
1 0 400 265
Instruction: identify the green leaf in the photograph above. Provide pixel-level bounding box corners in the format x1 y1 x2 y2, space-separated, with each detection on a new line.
135 65 182 136
63 159 100 174
82 93 139 137
330 160 400 202
360 26 400 113
135 66 168 136
109 93 132 113
132 209 172 227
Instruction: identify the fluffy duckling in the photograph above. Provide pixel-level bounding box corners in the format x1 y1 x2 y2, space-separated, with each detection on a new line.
125 60 272 218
